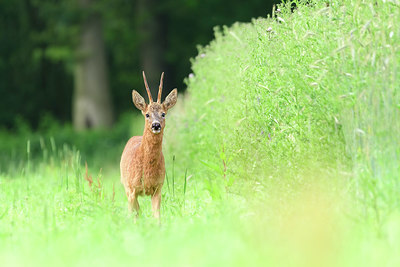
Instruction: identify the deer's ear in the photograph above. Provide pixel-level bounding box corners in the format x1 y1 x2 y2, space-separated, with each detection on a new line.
132 90 147 111
163 88 177 110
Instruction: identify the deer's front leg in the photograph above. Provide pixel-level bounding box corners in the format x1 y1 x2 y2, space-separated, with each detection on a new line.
151 187 162 220
128 189 140 217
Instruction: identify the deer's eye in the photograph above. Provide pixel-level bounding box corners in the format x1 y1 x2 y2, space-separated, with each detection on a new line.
161 113 165 118
146 114 150 118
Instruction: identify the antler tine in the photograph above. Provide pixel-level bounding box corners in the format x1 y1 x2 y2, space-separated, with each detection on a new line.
142 71 153 103
157 72 164 103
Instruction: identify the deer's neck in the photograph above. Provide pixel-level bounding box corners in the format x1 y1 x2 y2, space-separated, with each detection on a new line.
140 127 164 164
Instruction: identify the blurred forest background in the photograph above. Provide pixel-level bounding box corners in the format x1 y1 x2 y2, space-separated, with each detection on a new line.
0 0 280 131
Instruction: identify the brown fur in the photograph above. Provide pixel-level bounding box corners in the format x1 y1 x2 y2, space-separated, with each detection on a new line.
120 72 177 219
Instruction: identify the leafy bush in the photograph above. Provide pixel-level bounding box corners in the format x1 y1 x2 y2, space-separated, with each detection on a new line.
165 0 400 221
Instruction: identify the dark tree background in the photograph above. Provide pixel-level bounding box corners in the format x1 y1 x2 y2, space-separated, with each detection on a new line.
0 0 280 130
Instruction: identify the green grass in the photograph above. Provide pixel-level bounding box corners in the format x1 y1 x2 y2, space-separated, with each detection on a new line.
1 0 400 266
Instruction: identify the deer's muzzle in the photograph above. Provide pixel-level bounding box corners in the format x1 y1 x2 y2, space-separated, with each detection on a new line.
151 122 161 134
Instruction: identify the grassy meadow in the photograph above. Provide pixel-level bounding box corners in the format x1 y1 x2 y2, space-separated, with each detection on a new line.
1 0 400 266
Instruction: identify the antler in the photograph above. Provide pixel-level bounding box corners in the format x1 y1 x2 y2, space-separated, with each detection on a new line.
157 72 164 103
142 71 153 103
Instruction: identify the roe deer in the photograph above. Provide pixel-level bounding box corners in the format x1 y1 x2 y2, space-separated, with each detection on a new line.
120 71 177 219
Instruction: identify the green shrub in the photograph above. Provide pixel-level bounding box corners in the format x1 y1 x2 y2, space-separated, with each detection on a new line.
165 0 400 222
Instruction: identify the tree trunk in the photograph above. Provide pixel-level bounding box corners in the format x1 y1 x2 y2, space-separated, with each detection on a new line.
73 0 114 131
137 0 166 99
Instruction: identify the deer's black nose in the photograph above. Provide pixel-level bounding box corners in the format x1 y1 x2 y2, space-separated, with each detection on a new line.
152 122 161 130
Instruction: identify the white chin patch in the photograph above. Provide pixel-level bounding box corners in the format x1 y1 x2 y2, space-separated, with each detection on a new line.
152 129 161 134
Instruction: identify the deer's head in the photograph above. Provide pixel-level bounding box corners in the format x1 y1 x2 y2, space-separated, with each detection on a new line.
132 72 177 134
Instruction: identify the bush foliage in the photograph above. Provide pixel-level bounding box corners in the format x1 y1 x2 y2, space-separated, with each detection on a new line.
165 0 400 220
